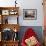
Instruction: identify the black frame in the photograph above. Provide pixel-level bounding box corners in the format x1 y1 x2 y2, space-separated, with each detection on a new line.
23 9 37 20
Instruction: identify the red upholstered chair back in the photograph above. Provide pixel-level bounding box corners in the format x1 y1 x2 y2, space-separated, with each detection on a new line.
21 28 41 46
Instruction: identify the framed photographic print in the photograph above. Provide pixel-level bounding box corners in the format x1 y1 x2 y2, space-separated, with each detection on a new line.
23 9 37 20
2 10 9 15
9 10 18 15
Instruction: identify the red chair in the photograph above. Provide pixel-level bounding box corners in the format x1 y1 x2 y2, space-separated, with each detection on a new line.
21 28 41 46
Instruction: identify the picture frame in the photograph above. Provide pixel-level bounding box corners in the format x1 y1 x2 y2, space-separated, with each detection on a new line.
2 10 9 15
23 9 37 20
9 10 18 15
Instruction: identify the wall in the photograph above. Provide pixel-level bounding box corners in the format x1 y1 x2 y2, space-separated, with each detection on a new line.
18 0 44 26
0 0 44 26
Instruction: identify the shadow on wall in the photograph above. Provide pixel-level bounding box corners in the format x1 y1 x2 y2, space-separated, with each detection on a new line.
18 26 43 44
